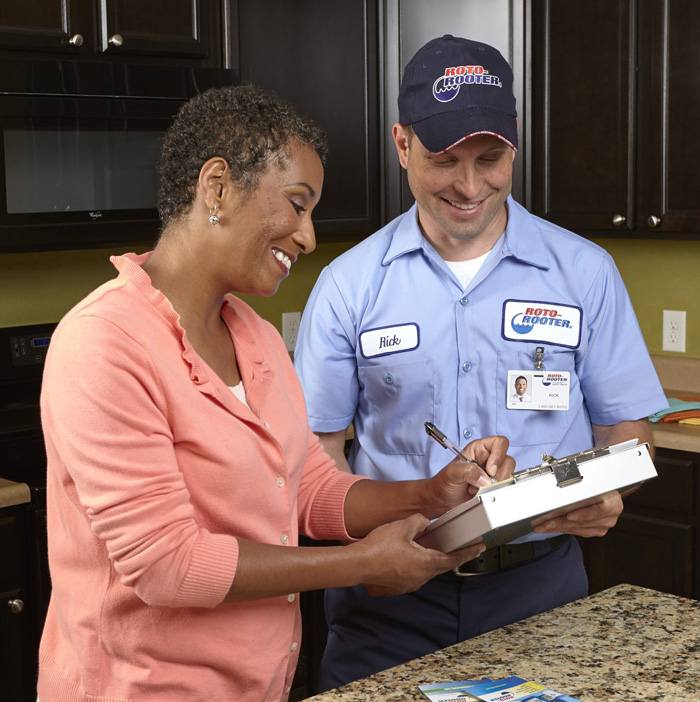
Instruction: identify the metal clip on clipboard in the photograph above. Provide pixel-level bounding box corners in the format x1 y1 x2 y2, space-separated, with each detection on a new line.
480 438 641 492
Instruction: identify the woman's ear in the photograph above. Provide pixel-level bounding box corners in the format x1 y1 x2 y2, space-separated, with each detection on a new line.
197 156 229 211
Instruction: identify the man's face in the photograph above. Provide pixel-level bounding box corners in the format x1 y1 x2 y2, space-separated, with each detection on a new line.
393 125 514 259
515 377 528 396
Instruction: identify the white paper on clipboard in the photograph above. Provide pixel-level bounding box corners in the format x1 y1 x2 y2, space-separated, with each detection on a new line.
416 440 657 553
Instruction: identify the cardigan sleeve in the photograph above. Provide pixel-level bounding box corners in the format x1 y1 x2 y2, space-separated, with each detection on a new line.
296 426 367 542
41 315 238 608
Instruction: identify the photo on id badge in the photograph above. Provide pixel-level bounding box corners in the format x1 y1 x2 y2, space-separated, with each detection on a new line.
506 370 570 411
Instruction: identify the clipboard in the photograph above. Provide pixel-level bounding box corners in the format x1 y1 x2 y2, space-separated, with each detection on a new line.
416 439 657 552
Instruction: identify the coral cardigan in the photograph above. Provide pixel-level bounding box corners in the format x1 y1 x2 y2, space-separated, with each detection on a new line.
38 253 363 702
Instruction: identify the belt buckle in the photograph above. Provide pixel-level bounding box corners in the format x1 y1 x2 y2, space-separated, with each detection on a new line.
452 565 480 577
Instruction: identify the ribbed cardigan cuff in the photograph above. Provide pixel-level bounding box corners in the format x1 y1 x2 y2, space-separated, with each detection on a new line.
174 532 239 607
308 473 368 542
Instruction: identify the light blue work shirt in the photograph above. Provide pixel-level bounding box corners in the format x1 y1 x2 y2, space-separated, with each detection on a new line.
295 197 666 484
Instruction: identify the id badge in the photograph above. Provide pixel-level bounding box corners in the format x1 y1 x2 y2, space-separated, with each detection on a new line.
507 370 570 411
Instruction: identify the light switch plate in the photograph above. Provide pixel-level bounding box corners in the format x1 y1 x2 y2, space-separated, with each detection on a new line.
282 311 301 352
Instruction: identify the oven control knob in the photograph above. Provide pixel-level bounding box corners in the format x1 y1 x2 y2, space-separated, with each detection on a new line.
69 33 84 47
108 33 124 47
8 599 24 615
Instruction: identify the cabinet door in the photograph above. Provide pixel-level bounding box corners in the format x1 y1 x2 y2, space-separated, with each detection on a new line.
0 0 86 53
0 507 31 702
637 0 700 237
583 513 693 598
531 0 635 234
98 0 220 62
234 0 380 238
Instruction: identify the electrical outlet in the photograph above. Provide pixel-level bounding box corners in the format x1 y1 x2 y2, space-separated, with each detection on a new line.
282 311 302 352
662 310 686 353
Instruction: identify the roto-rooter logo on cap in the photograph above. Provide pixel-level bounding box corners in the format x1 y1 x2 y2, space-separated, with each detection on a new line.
432 65 503 103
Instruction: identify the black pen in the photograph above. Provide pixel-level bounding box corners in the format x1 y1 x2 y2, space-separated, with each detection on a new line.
424 421 493 480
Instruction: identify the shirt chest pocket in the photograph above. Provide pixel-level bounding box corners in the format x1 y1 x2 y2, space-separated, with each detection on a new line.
496 347 578 447
358 358 435 455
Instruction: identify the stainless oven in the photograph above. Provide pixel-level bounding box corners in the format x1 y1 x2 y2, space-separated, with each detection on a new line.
0 58 235 251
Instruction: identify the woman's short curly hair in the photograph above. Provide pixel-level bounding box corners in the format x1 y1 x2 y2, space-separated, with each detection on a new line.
158 84 328 226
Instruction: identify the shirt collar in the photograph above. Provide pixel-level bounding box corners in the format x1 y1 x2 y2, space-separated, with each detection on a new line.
381 197 552 271
382 204 425 265
500 197 552 270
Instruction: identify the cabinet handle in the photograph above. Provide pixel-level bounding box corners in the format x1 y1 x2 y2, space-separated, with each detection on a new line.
612 214 626 227
7 599 24 615
647 215 662 228
68 33 84 47
108 33 124 47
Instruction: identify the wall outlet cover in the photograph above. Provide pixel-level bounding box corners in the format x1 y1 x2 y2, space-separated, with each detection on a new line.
662 309 686 353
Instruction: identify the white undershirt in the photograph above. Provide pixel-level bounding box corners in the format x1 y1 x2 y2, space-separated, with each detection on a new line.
444 249 491 289
229 381 249 407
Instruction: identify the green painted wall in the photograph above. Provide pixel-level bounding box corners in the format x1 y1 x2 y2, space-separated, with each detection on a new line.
0 241 354 330
1 238 698 360
592 238 700 359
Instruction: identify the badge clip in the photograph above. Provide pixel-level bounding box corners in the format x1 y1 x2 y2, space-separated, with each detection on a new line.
534 346 545 370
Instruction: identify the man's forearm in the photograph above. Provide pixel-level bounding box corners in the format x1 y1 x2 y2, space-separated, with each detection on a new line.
592 419 655 458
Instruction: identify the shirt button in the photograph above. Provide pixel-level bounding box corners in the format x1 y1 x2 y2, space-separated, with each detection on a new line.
383 373 394 385
290 641 298 651
280 533 289 545
276 476 285 488
460 296 469 306
287 593 296 603
463 428 472 440
462 361 473 373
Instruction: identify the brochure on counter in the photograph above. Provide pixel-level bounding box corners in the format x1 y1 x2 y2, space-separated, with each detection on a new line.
419 675 581 701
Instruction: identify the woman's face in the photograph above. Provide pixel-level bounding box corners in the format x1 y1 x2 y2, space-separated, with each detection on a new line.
214 140 324 297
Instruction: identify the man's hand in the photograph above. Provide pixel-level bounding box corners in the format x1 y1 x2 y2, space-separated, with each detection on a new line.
534 490 623 537
424 435 515 518
356 513 485 597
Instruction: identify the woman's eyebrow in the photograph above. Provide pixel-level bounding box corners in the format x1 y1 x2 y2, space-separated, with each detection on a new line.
288 182 316 198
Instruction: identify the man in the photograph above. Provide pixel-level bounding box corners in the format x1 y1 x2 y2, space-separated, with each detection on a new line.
294 35 666 690
512 375 530 403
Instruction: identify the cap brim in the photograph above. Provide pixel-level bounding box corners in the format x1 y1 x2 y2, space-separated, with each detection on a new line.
411 107 517 153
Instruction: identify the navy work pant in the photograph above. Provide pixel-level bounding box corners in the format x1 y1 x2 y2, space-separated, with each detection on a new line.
318 535 588 692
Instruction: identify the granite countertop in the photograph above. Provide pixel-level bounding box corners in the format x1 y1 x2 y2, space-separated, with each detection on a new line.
0 477 31 508
306 584 700 702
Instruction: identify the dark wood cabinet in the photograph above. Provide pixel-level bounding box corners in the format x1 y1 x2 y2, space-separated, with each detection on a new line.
581 448 700 599
0 0 228 67
232 0 380 238
0 504 34 702
532 0 700 239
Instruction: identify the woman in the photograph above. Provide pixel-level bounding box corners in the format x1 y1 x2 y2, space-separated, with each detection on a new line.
37 85 513 702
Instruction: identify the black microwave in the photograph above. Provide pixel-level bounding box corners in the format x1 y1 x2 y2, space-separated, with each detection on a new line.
0 58 236 251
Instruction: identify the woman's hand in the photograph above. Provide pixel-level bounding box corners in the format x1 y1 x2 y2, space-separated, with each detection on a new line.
423 435 515 518
355 513 485 597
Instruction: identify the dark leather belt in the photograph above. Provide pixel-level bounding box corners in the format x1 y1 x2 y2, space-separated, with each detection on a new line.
437 535 570 579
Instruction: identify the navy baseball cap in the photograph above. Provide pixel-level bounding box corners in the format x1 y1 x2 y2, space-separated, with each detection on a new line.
398 35 517 153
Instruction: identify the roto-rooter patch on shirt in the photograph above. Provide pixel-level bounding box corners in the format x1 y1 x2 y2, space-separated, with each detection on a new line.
501 299 582 348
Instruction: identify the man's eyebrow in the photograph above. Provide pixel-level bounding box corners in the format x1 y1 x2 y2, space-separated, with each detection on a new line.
288 181 316 198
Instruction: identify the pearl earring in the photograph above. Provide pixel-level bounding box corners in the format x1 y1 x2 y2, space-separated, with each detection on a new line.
208 205 220 225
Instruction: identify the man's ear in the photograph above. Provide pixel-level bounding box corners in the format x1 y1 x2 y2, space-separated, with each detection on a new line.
392 123 412 170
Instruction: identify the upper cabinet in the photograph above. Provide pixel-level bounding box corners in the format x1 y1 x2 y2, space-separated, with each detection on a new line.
231 0 380 239
0 0 229 67
532 0 700 239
